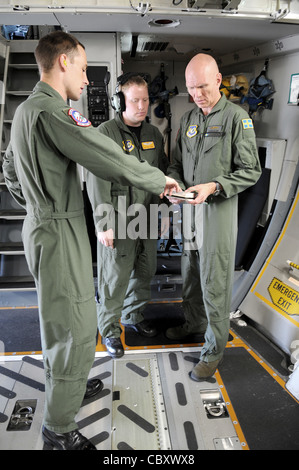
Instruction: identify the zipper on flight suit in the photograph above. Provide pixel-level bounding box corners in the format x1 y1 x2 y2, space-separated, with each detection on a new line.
192 115 208 185
119 126 143 206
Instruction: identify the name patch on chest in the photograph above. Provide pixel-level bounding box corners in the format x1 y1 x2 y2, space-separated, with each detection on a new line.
186 125 198 138
68 108 91 127
204 125 224 137
141 141 155 150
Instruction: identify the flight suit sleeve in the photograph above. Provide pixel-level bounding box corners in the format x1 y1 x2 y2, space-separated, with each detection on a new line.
151 130 169 206
85 123 114 232
213 113 262 198
43 109 166 196
166 126 186 190
2 142 26 208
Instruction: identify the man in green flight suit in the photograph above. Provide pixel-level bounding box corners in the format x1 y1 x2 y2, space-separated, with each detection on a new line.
86 74 168 358
166 53 261 380
2 31 180 450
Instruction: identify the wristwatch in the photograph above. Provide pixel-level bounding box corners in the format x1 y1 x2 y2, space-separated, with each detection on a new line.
213 182 222 196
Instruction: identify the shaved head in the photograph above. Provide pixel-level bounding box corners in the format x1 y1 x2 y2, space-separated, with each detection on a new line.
185 53 222 115
186 53 219 78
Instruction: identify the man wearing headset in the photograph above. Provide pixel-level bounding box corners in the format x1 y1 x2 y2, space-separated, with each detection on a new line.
86 74 168 358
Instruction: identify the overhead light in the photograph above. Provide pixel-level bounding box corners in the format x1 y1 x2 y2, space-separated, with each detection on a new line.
148 18 181 27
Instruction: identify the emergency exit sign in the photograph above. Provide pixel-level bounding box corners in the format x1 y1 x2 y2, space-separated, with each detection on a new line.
268 277 299 316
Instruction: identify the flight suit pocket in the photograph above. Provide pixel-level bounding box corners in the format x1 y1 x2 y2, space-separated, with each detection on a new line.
60 218 94 302
181 145 197 187
72 296 97 347
204 136 223 154
235 139 258 167
98 243 132 289
203 129 225 155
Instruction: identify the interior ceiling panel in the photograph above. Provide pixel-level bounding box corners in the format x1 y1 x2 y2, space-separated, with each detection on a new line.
119 16 299 57
0 1 299 59
0 13 60 25
52 11 299 59
0 0 282 9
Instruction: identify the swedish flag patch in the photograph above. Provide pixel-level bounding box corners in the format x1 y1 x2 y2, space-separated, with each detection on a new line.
242 118 253 129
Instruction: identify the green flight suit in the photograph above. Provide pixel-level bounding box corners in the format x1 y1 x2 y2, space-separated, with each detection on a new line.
167 93 261 363
86 114 167 338
2 82 166 433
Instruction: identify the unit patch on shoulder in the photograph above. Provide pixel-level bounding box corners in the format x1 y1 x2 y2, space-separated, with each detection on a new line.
242 118 253 129
186 125 198 138
68 108 91 127
123 140 135 152
141 141 155 150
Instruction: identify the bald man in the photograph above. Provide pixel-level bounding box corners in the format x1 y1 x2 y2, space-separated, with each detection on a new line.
166 54 261 380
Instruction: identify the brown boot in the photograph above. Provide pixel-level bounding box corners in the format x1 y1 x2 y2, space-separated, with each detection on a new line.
190 357 222 381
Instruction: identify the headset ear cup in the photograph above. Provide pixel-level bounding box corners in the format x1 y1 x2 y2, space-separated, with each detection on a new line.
111 91 125 113
117 92 126 112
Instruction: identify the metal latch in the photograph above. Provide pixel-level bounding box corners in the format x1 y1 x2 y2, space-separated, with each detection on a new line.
7 399 37 431
11 406 34 425
200 389 228 419
205 401 226 417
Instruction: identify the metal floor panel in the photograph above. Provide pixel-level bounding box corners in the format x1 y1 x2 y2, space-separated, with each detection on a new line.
1 289 299 450
1 333 299 450
111 355 170 450
157 351 243 450
0 348 244 451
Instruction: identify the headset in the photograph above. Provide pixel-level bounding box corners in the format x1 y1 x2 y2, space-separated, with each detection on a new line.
105 71 150 113
110 77 126 113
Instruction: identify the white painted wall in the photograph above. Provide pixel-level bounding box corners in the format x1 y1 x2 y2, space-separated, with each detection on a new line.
248 52 299 201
